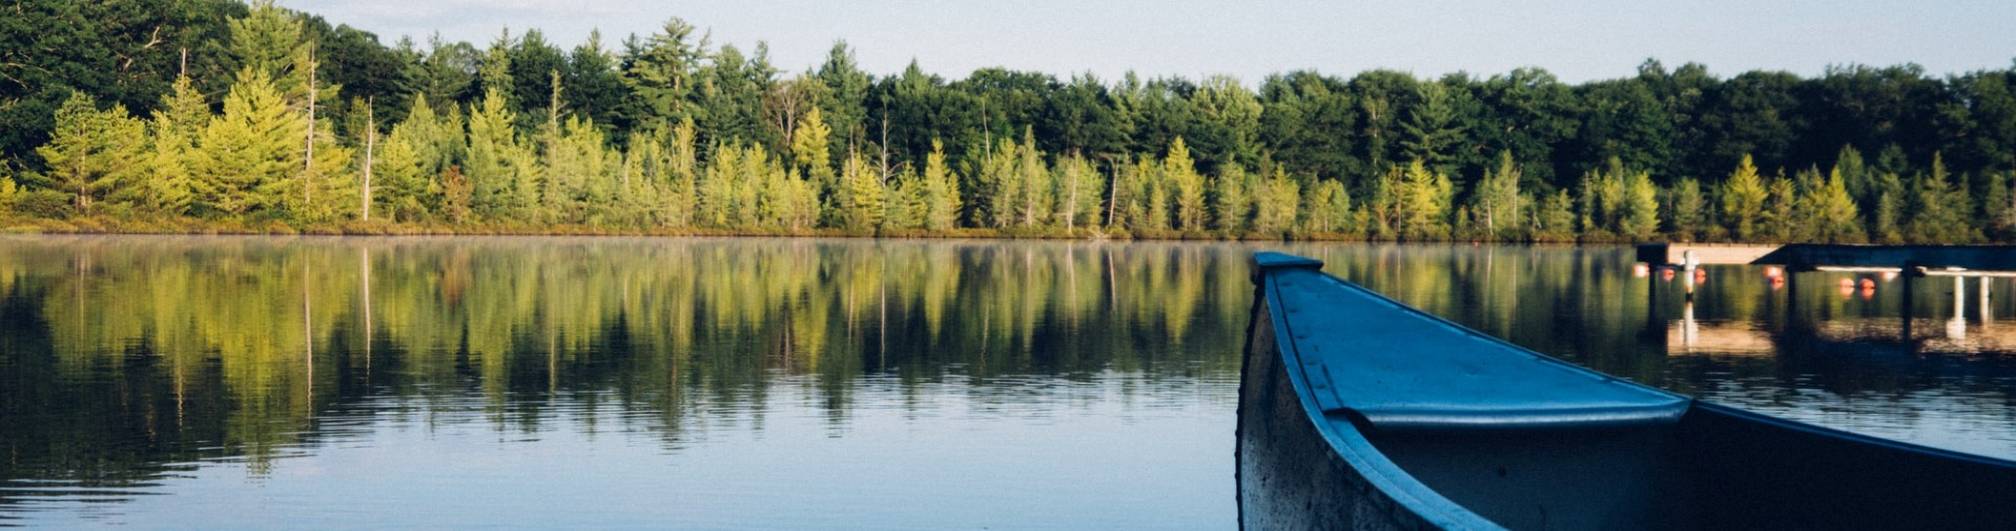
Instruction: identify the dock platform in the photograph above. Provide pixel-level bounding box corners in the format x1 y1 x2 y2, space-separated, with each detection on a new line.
1637 243 2016 275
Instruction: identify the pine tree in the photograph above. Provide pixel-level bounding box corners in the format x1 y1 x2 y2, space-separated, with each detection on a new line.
1165 137 1207 230
466 87 525 217
1909 153 1979 243
1986 171 2016 240
1211 164 1253 233
1836 145 1872 207
978 137 1020 228
695 141 738 227
920 140 961 231
1535 190 1578 242
1720 154 1768 241
229 1 308 92
1470 151 1522 240
792 106 834 192
31 92 149 213
193 68 301 216
1398 82 1463 172
1302 179 1351 233
1761 176 1797 242
1055 153 1100 230
1252 169 1300 234
1140 158 1171 231
759 157 816 230
836 151 885 230
143 76 207 216
1667 178 1705 242
1396 159 1450 239
1801 166 1864 243
1618 169 1660 239
882 169 925 231
1017 128 1052 228
1872 171 1907 244
730 144 764 227
374 117 431 221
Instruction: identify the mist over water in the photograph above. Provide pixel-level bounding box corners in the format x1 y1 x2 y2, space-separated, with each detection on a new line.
0 237 2009 527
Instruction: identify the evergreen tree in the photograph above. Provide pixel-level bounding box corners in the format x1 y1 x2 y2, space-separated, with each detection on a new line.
758 156 817 230
977 137 1020 228
1395 159 1451 239
1872 171 1907 243
835 151 885 230
1909 153 1979 243
1720 154 1768 240
1399 82 1463 172
1801 166 1864 243
193 68 301 216
31 92 149 213
1165 137 1207 230
1252 169 1300 234
791 106 834 190
882 169 925 231
1762 176 1798 242
1016 128 1052 228
1054 153 1100 230
623 19 704 125
141 76 208 215
1302 179 1351 233
1618 168 1660 239
1470 151 1523 240
1986 171 2016 240
694 140 739 227
1835 145 1873 207
1534 190 1578 242
229 1 308 93
466 86 527 217
373 116 431 221
1211 164 1253 233
1667 177 1706 241
920 140 961 231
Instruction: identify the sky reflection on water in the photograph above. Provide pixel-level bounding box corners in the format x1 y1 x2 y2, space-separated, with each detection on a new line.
0 237 2010 528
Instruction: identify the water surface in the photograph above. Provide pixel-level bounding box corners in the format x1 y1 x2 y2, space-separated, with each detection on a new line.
1 237 2011 528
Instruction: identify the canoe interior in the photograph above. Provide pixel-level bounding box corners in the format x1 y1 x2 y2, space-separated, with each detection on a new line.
1239 253 2016 530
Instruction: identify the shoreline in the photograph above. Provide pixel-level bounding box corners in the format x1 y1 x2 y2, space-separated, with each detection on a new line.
0 215 1635 244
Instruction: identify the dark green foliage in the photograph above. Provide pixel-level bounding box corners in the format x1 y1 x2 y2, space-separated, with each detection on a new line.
7 4 2016 244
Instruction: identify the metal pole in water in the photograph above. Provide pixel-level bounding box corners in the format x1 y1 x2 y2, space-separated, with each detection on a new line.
1949 275 1967 339
1901 263 1916 340
1982 276 1994 324
1682 250 1698 302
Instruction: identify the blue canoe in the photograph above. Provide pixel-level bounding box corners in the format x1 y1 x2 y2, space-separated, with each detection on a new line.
1238 252 2016 530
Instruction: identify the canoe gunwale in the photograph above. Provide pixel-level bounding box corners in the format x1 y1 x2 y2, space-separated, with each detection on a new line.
1246 253 1503 530
1241 251 2016 530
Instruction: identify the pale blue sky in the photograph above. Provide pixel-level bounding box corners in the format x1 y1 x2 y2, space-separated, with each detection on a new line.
291 0 2016 83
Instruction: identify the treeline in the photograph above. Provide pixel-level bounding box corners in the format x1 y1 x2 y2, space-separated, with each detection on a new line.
6 1 2016 242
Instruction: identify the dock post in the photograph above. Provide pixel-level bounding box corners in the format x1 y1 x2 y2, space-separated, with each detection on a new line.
1901 262 1917 339
1681 250 1697 302
1984 277 1995 324
1949 275 1968 339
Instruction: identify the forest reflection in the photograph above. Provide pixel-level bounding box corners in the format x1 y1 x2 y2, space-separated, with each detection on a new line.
3 237 2013 523
0 237 1254 500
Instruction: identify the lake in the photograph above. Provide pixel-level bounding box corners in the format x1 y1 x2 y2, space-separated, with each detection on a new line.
1 237 2012 528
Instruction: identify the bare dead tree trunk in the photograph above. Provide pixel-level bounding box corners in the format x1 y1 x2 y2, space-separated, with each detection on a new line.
304 45 317 209
362 97 374 221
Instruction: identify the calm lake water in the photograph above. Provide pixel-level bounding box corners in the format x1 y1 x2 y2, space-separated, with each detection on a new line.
1 236 2012 528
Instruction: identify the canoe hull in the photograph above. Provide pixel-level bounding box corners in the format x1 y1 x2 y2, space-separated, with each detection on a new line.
1238 252 2016 530
1237 292 1466 530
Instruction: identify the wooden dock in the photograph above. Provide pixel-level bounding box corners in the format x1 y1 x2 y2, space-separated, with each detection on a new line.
1637 243 2016 275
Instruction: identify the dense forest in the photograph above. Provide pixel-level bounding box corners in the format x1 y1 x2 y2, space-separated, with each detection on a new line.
5 0 2016 242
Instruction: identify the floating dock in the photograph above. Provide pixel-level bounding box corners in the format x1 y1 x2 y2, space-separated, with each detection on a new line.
1637 243 2016 275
